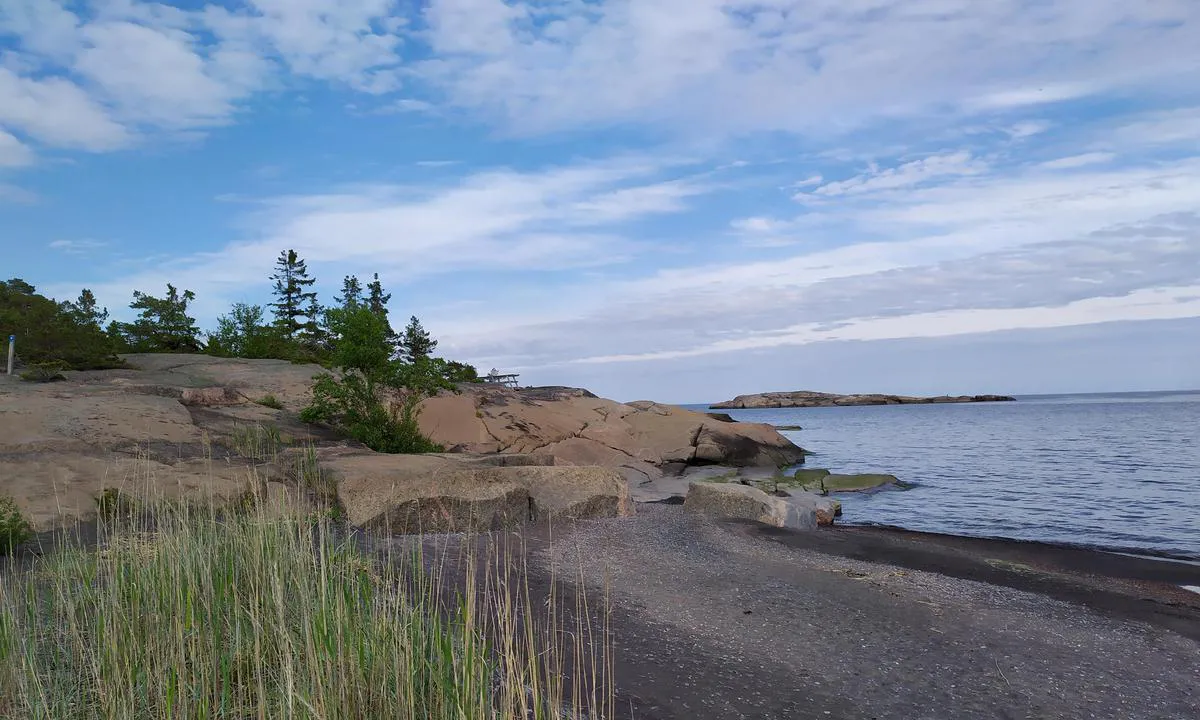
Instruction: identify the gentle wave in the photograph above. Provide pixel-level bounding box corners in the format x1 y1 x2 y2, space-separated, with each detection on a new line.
694 392 1200 560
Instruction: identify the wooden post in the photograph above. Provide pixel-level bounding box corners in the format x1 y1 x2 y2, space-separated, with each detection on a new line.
6 335 13 376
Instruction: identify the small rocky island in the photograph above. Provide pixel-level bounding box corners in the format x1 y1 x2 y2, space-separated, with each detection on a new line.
712 390 1016 409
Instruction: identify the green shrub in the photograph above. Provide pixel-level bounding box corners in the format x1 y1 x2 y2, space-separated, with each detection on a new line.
96 487 138 521
301 372 444 454
255 393 284 409
19 361 67 383
0 495 33 553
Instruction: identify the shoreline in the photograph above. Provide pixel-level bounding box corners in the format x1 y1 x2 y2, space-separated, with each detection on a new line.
8 504 1198 719
532 504 1200 718
650 495 1200 575
836 520 1200 566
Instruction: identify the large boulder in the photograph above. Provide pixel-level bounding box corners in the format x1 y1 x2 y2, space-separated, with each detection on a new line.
683 482 815 529
419 386 806 485
318 449 633 532
785 491 841 526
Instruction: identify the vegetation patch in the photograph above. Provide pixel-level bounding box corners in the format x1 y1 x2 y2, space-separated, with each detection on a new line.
787 469 910 494
984 558 1047 576
0 497 613 718
255 393 284 409
95 487 139 522
18 361 67 383
0 280 124 370
0 496 33 554
822 473 902 492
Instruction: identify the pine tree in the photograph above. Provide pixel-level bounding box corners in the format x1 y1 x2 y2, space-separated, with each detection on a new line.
269 249 320 340
123 284 201 353
336 275 363 308
399 315 437 363
365 273 395 340
63 289 108 329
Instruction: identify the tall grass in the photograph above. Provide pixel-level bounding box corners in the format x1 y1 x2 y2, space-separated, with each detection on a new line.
0 483 614 719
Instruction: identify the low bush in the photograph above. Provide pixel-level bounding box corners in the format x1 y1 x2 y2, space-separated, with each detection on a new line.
19 361 67 383
301 371 444 454
256 393 284 409
0 495 33 553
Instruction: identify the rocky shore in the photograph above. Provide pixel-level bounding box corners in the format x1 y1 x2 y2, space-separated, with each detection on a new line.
0 353 814 533
712 390 1016 409
4 353 1197 719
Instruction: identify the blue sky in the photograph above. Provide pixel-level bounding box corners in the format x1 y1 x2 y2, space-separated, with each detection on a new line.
2 1 1199 403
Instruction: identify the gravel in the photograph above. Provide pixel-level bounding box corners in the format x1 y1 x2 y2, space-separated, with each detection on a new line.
532 504 1200 720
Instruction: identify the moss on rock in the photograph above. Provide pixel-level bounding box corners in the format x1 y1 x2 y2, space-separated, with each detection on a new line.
821 473 900 492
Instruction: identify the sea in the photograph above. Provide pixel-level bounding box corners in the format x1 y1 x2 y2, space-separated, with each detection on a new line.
686 391 1200 561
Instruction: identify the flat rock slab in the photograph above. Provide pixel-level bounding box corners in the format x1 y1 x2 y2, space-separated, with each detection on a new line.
420 385 806 482
320 449 633 532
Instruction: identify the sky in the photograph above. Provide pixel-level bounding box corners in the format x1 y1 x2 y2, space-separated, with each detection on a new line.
2 0 1199 404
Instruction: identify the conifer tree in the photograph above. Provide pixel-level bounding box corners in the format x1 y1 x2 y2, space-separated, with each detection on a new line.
365 273 395 340
336 275 363 308
122 284 201 352
399 315 437 363
63 289 108 329
269 249 320 340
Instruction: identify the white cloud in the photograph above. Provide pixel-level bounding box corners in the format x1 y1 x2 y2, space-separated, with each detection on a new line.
1006 120 1053 139
45 156 713 321
48 239 109 255
0 0 399 154
1110 108 1200 147
73 20 249 128
566 178 715 224
805 151 987 198
424 155 1200 370
3 1 1198 168
416 0 1200 135
0 67 129 150
203 0 406 92
379 98 439 115
0 129 35 167
565 286 1200 365
1040 152 1116 170
731 217 788 233
966 82 1097 111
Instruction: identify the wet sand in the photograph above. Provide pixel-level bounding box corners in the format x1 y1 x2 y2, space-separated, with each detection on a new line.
519 504 1200 720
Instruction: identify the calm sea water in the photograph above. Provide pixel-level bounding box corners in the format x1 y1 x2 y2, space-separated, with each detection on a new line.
690 392 1200 560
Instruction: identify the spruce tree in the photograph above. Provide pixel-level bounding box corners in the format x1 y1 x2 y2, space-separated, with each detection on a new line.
399 315 437 363
365 273 395 340
269 249 320 340
336 275 363 308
